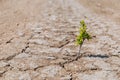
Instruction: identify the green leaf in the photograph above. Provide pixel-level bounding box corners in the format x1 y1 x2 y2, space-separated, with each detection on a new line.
76 20 92 45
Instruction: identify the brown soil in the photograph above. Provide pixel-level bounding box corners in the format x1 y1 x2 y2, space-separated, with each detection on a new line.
78 0 120 24
0 0 120 80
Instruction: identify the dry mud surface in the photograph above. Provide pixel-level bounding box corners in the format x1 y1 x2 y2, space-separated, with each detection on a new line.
0 0 120 80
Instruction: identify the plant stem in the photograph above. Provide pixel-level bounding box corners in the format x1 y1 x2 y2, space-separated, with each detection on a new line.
76 40 84 59
77 44 82 57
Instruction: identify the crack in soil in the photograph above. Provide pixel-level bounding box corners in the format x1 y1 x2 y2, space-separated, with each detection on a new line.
4 42 30 61
6 38 14 44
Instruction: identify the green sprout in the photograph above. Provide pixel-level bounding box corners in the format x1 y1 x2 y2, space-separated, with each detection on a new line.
76 20 92 58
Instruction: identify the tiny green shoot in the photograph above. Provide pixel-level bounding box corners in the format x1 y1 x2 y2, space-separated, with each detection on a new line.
76 20 92 58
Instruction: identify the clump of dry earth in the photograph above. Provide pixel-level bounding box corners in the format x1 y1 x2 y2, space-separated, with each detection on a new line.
0 0 120 80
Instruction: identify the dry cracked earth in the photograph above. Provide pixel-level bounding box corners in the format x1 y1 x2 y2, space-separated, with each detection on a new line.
0 0 120 80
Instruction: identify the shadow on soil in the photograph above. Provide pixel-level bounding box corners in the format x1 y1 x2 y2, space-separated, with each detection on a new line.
84 54 109 58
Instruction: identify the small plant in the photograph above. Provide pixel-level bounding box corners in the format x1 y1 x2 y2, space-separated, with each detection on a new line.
76 20 92 58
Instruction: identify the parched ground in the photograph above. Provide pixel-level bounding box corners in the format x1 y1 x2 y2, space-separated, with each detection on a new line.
0 0 120 80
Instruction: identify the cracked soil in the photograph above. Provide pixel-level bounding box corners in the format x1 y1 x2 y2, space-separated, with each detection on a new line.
0 0 120 80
